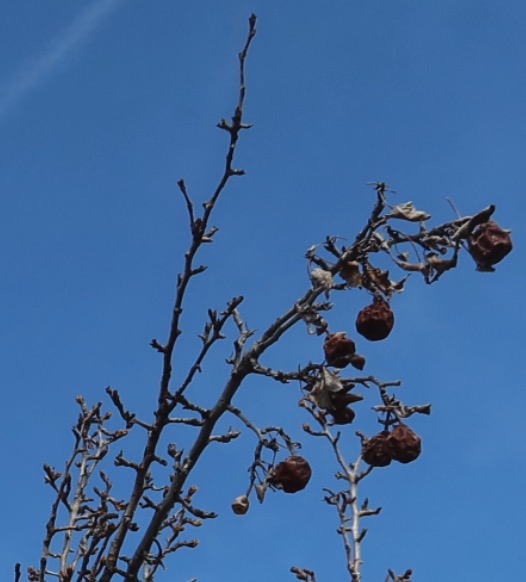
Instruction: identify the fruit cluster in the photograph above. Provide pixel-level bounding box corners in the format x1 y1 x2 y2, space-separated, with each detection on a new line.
361 424 421 467
233 216 512 512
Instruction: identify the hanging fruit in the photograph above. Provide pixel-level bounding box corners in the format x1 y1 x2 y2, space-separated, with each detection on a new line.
329 392 357 425
268 455 312 493
361 425 422 467
231 495 250 515
323 332 356 367
355 297 394 341
468 220 512 271
361 431 393 467
389 423 421 464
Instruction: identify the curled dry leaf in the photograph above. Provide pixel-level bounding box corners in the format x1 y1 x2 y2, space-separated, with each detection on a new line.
320 367 345 393
310 268 334 294
365 265 407 297
388 201 431 222
392 259 426 273
308 368 363 417
424 252 457 282
255 483 268 504
340 260 363 287
309 368 344 410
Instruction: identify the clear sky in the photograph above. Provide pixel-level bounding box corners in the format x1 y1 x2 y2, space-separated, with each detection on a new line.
1 1 524 581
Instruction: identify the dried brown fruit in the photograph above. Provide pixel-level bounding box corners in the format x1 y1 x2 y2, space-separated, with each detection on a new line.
389 423 421 464
269 455 312 493
329 392 357 425
231 495 250 515
355 298 394 341
468 220 512 271
323 332 356 368
330 405 356 425
361 431 392 467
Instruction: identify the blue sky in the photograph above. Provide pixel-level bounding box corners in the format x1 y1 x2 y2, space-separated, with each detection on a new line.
1 1 524 580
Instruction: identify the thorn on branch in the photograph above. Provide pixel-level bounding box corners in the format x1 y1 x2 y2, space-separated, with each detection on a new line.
105 387 136 428
114 452 140 471
217 118 233 132
150 338 165 353
290 566 317 582
360 506 382 518
357 465 374 482
178 490 218 520
141 496 160 511
191 265 207 276
357 528 368 542
43 464 62 489
248 13 257 34
167 444 183 464
202 226 219 242
387 568 413 582
153 455 168 467
178 179 195 229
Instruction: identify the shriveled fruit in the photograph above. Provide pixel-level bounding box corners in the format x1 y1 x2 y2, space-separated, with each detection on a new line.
361 431 392 467
231 495 250 515
329 392 357 425
330 406 356 425
323 332 356 368
468 220 512 271
269 455 312 493
356 298 394 341
389 423 421 464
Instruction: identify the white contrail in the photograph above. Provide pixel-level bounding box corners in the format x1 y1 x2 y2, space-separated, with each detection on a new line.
0 0 126 125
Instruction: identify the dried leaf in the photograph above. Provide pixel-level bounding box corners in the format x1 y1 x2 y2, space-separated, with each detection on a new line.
340 261 363 287
365 266 407 297
255 483 268 504
321 367 344 392
310 268 333 291
390 275 409 292
425 252 457 281
309 369 342 409
393 259 426 273
388 202 431 222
